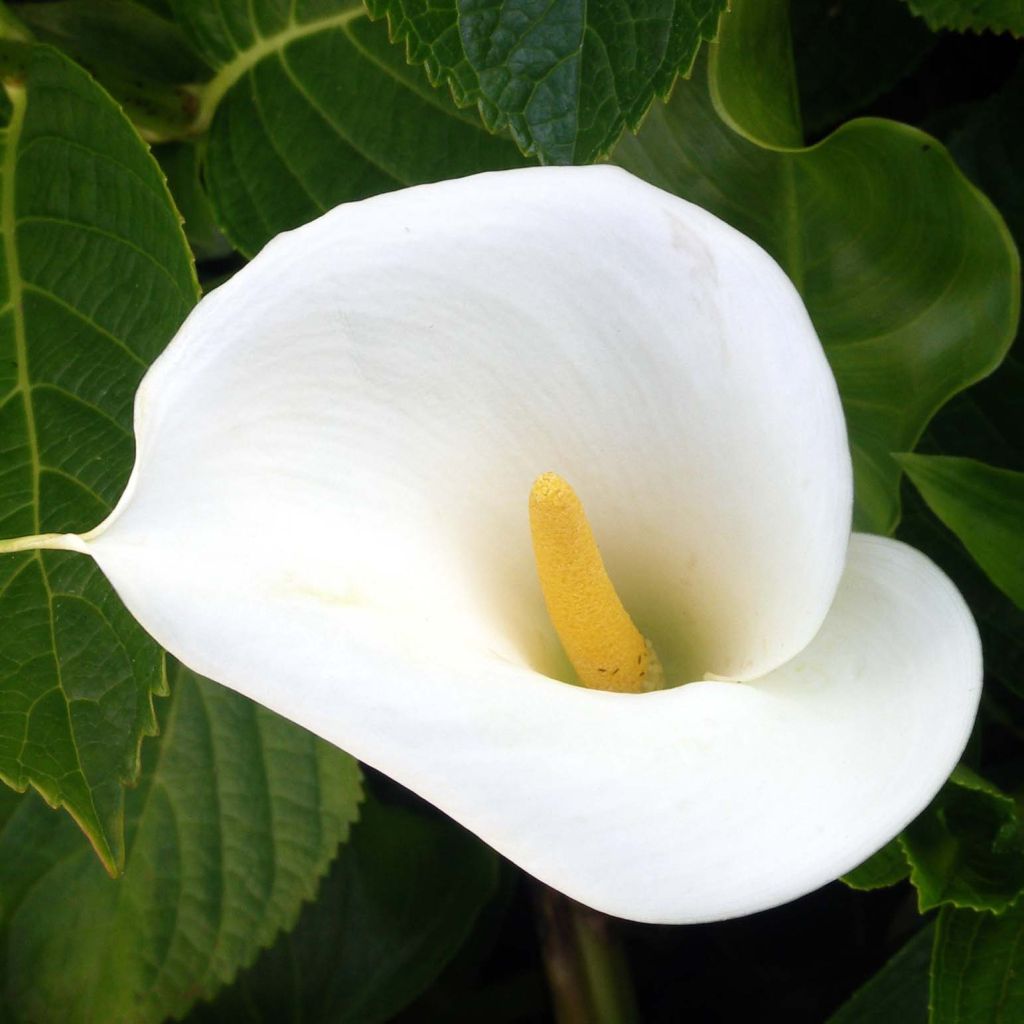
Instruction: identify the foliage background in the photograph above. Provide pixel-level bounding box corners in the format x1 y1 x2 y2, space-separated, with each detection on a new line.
0 0 1020 1021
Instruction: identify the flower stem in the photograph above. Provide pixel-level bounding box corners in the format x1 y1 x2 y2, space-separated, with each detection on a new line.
537 887 640 1024
0 533 87 556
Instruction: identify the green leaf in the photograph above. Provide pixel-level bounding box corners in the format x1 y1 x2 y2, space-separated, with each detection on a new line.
0 46 197 873
370 0 728 165
825 925 932 1024
186 794 499 1024
902 0 1024 36
170 0 530 256
898 455 1024 611
842 837 911 891
932 904 1024 1023
902 767 1024 914
0 663 362 1024
613 0 1021 534
791 0 934 137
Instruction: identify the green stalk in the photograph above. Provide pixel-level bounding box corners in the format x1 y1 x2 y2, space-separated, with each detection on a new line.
537 887 640 1024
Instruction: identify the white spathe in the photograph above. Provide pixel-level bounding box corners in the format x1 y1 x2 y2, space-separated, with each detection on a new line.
77 166 978 924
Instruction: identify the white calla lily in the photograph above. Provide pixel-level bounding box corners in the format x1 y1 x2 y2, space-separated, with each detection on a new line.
7 166 980 924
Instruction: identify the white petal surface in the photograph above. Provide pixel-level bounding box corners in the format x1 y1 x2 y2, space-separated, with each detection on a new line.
92 165 850 683
88 524 979 923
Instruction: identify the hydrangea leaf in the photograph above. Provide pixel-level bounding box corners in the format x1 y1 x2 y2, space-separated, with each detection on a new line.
0 663 362 1024
901 767 1024 914
825 925 932 1024
167 0 530 256
897 455 1024 611
931 904 1024 1023
368 0 728 165
902 0 1024 36
0 45 197 873
185 795 498 1024
614 0 1020 534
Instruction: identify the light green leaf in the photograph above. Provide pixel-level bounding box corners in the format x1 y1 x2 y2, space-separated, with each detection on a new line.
614 0 1020 534
842 837 911 891
897 455 1024 611
902 0 1024 36
826 925 932 1024
932 904 1024 1023
186 794 498 1024
0 46 197 873
902 767 1024 914
0 663 362 1024
369 0 728 165
170 0 530 256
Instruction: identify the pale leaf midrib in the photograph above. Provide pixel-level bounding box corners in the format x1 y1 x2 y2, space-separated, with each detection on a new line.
195 5 364 132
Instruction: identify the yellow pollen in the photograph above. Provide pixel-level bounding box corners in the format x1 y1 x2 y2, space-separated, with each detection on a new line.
529 472 658 693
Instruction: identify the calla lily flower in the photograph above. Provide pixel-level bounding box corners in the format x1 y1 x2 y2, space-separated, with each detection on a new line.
10 166 980 924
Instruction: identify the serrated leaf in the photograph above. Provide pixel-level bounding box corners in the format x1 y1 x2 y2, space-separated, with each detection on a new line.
898 455 1024 611
902 0 1024 36
185 794 498 1024
826 925 932 1024
613 0 1020 534
370 0 728 165
843 837 911 891
169 0 530 256
932 904 1024 1023
0 662 362 1024
902 767 1024 914
0 46 197 873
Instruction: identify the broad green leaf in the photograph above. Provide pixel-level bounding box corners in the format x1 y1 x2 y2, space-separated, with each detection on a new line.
826 925 932 1024
0 663 362 1024
0 46 197 873
369 0 728 165
902 0 1024 36
791 0 934 137
901 767 1024 914
706 0 802 147
932 904 1024 1023
898 455 1024 611
169 0 530 256
842 837 911 891
614 0 1020 534
186 794 498 1024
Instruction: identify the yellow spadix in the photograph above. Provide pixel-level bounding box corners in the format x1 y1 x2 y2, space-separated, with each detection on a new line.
529 472 661 693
